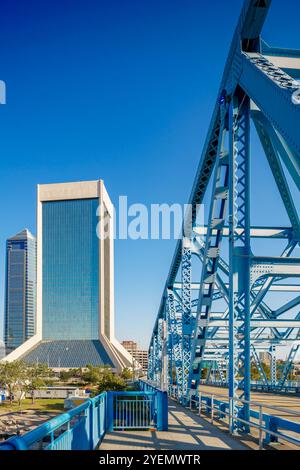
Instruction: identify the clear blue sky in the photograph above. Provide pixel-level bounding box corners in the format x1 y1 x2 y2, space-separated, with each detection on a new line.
0 0 299 349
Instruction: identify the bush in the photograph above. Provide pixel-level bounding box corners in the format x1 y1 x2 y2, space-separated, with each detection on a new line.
98 370 126 393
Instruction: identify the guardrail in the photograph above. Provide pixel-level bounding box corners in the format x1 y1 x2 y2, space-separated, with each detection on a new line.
200 380 300 394
0 384 168 450
139 380 168 431
0 393 106 450
106 389 168 432
169 387 300 450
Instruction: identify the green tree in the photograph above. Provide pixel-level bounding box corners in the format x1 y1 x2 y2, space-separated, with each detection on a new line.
59 368 82 382
98 369 126 393
24 363 52 404
120 368 132 380
82 364 103 385
0 361 27 404
251 363 261 381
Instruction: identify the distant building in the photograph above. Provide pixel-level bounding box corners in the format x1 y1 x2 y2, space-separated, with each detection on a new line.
0 340 5 359
3 181 132 371
122 340 148 372
259 351 270 364
4 229 36 354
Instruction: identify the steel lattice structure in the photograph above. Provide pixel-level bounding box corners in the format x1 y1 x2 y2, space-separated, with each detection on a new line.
148 0 300 433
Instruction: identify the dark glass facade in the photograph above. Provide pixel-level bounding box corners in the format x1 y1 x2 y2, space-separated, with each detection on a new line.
4 231 36 353
42 198 99 340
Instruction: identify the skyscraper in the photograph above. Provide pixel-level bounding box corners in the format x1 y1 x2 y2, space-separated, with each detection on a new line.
3 181 132 371
4 229 36 354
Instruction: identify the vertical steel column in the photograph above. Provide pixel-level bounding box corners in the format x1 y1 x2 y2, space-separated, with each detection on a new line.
181 237 192 402
167 289 183 399
229 91 251 433
153 333 159 385
161 319 168 391
148 344 154 382
166 307 174 392
156 319 163 385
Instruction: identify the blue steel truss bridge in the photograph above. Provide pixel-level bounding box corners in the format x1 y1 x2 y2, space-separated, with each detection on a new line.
148 0 300 435
1 0 300 453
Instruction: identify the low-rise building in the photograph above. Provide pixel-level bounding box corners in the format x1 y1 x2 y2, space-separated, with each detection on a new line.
121 340 148 373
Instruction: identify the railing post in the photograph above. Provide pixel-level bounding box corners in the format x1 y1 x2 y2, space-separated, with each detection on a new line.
211 395 214 424
89 399 95 449
198 392 202 415
157 391 168 431
106 392 114 432
229 398 234 434
268 416 279 444
259 404 263 450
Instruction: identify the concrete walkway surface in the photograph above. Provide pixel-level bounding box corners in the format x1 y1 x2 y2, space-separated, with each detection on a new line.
100 400 247 450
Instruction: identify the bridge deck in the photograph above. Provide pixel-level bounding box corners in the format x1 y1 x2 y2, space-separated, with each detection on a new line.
99 399 246 450
200 385 300 421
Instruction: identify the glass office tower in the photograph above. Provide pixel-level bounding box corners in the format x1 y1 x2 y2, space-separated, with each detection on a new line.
42 198 99 340
3 181 132 370
4 229 36 354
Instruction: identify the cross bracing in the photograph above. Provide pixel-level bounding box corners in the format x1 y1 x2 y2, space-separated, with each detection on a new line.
148 0 300 433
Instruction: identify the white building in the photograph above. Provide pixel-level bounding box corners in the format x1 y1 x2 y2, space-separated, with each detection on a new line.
2 180 132 372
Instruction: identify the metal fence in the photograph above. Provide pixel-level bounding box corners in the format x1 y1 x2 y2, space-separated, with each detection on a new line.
0 393 107 450
112 392 155 430
200 380 300 395
139 380 168 431
0 385 168 450
106 387 168 432
169 386 300 450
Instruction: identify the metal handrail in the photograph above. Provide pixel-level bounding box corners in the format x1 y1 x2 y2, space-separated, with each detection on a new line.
193 389 300 417
0 394 104 450
170 387 300 450
189 395 300 449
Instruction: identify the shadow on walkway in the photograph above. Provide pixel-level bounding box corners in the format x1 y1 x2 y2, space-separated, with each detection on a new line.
99 400 247 450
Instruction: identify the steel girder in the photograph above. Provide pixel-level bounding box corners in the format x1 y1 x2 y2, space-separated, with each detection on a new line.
166 289 184 398
228 92 251 432
148 0 300 433
189 108 228 393
181 238 192 401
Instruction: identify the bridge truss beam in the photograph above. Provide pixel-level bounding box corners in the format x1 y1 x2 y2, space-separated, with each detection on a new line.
148 0 300 435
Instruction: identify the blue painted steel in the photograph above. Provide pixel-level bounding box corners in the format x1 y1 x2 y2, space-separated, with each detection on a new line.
0 386 168 450
148 0 300 436
188 106 228 395
0 393 106 450
139 380 168 431
228 93 251 433
166 290 184 399
189 393 300 447
181 238 192 401
107 392 168 432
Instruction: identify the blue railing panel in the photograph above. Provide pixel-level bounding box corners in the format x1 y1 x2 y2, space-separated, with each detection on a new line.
0 384 168 450
113 395 155 429
181 388 300 448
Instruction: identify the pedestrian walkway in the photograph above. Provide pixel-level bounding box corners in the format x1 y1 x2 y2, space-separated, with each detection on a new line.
99 399 247 450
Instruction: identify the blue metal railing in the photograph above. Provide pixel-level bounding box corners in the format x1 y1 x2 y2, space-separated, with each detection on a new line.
0 393 107 450
169 386 300 449
139 380 168 431
0 384 168 450
106 391 163 431
200 379 300 394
